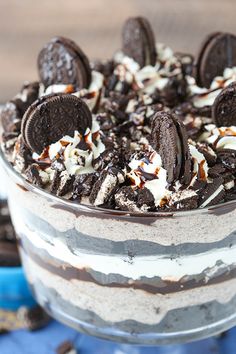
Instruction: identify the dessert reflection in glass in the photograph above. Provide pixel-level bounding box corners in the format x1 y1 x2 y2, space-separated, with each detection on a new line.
1 17 236 344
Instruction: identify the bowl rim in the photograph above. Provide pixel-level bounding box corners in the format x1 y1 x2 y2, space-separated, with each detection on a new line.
1 146 236 219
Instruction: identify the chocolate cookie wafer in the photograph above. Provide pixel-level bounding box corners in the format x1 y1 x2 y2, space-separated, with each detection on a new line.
38 36 91 89
151 111 191 184
17 305 51 331
122 16 157 68
199 177 225 208
212 82 236 126
194 32 236 88
56 340 77 354
21 93 92 154
0 201 20 267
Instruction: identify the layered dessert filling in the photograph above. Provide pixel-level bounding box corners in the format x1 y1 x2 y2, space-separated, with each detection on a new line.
7 179 236 337
2 21 236 212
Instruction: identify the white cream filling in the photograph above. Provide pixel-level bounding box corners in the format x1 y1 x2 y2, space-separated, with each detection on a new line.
13 212 236 282
200 185 225 209
216 136 236 151
225 180 235 190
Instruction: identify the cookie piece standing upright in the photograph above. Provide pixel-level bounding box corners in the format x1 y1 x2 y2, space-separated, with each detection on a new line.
151 111 191 184
89 168 125 206
21 93 92 154
38 36 91 89
194 32 236 88
212 82 236 126
122 16 157 67
174 117 192 185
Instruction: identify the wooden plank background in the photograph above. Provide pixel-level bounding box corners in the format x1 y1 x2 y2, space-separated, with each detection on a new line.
0 0 236 102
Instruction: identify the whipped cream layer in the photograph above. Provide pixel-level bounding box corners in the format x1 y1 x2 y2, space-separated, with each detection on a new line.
114 43 185 95
42 71 104 111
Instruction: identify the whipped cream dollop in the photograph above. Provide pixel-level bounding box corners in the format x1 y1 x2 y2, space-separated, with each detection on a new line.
127 141 210 207
201 125 236 151
127 146 170 207
188 67 236 108
113 43 184 95
42 71 104 112
35 118 105 176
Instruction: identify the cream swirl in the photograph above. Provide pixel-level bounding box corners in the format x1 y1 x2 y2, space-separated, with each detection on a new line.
113 43 184 95
127 146 170 207
201 125 236 151
188 67 236 108
35 118 105 176
42 71 104 112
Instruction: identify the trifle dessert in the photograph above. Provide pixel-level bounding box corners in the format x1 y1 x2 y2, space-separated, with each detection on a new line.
1 17 236 344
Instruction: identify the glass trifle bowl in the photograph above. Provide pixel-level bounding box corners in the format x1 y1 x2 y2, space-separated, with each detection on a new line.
1 149 236 345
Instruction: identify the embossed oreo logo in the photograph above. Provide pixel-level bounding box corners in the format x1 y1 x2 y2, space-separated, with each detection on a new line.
21 93 92 154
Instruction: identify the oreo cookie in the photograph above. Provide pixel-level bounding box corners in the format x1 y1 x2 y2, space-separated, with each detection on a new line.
1 82 40 135
1 101 22 133
151 111 191 184
122 17 157 68
38 36 91 89
17 305 51 331
199 177 225 208
21 93 92 154
0 242 20 267
115 186 155 212
0 201 20 267
52 171 75 197
72 173 98 202
212 82 236 126
25 163 45 187
168 189 198 211
161 77 188 107
217 149 236 171
194 32 236 88
13 81 40 115
89 168 125 206
56 340 77 354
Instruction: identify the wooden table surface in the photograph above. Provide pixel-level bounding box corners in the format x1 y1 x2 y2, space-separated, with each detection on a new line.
0 0 236 102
